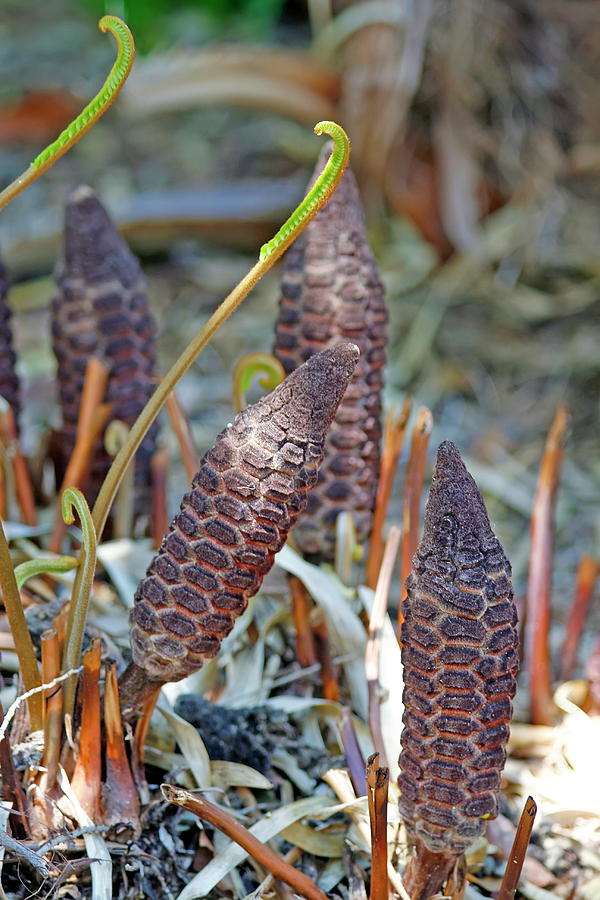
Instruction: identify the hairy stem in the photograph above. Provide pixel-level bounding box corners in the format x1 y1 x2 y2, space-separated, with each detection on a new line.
0 17 134 212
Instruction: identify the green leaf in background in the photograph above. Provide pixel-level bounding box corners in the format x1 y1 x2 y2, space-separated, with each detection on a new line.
78 0 288 51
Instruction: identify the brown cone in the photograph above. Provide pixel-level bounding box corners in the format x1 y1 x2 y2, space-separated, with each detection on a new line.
125 343 359 688
0 255 20 426
51 186 158 512
273 147 387 561
398 441 519 859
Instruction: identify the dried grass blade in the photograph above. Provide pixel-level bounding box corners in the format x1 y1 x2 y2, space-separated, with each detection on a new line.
57 766 112 900
365 526 401 767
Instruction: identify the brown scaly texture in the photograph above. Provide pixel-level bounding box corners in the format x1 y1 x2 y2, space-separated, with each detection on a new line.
0 255 20 425
51 185 157 511
122 343 359 700
273 147 387 561
399 441 518 883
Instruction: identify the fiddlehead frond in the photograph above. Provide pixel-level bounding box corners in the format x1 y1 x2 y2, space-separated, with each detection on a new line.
0 16 134 212
232 352 285 412
259 121 350 261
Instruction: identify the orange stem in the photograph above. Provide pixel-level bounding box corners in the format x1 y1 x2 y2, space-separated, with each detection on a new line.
71 638 102 820
525 406 568 725
289 576 317 668
165 391 200 482
366 400 412 589
161 784 328 900
560 555 599 682
151 446 169 549
497 796 537 900
398 408 432 633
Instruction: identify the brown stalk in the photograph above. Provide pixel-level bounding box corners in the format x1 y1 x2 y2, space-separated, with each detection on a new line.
398 407 432 632
151 446 169 550
366 752 379 849
0 450 5 518
0 405 36 525
0 518 42 729
366 525 401 766
40 628 62 789
366 400 412 589
131 684 161 805
103 663 140 830
497 796 537 900
70 639 102 820
161 784 328 900
49 400 111 553
366 757 390 900
525 406 568 725
313 618 340 701
165 391 200 482
560 555 599 682
341 706 367 797
289 575 317 668
586 634 600 715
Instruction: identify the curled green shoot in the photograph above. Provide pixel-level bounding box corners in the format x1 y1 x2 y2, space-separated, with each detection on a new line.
0 16 134 213
0 519 42 730
61 487 98 722
14 556 79 591
259 121 350 260
91 121 350 541
232 352 285 413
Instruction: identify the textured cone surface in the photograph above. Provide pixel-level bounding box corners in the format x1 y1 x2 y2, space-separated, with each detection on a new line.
273 148 387 560
0 256 20 425
130 343 359 682
398 441 519 854
51 186 158 510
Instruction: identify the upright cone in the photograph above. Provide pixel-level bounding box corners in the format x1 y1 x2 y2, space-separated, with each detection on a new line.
398 441 519 896
273 148 387 560
0 256 20 426
51 186 157 511
124 343 359 692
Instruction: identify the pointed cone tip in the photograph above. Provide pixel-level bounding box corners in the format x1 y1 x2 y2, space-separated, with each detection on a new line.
426 440 491 535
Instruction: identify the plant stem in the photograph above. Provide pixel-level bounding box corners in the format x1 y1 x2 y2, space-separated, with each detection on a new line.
525 405 567 725
161 784 328 900
366 400 412 589
497 796 537 900
61 488 98 722
0 518 42 730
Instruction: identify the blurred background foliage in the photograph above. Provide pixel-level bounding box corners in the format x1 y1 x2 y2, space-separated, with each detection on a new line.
78 0 290 48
